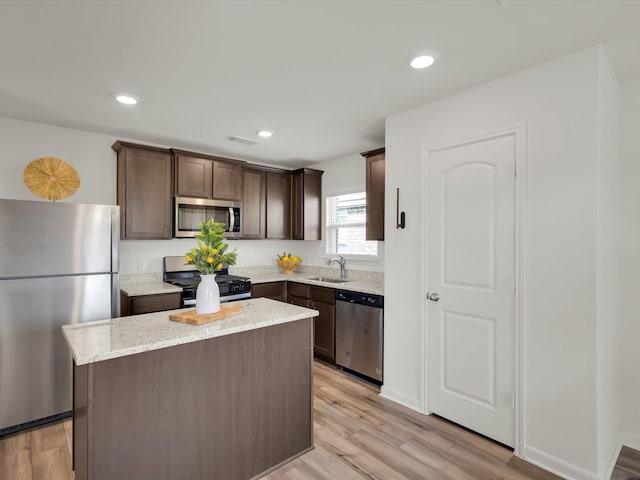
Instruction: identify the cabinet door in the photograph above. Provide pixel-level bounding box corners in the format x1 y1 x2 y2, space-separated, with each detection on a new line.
266 172 291 240
291 169 323 241
213 161 242 200
311 300 335 362
289 295 310 308
242 167 266 239
291 172 304 240
115 142 173 239
176 155 213 198
366 152 385 241
310 286 335 361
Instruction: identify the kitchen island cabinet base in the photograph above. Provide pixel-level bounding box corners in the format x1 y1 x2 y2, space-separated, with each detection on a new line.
72 318 313 480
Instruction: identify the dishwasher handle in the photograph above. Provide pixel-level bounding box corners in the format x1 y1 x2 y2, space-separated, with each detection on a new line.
336 290 384 308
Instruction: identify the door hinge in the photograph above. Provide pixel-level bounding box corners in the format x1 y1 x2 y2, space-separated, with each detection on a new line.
513 277 516 293
512 392 516 409
513 163 517 177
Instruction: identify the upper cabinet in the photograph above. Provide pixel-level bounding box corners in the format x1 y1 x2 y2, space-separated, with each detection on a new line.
361 147 385 241
266 171 292 240
175 154 212 198
173 149 243 201
213 160 243 201
114 142 322 241
291 168 323 240
112 141 173 240
242 167 267 239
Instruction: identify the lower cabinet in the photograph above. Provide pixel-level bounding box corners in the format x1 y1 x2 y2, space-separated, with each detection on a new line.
120 291 181 317
251 281 286 302
309 286 336 363
286 282 335 363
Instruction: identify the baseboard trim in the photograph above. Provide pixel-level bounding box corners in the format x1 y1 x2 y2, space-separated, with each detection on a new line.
524 446 599 480
621 431 640 451
378 386 422 412
602 438 622 480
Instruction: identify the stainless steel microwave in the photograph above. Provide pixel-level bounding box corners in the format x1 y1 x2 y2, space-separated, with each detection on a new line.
174 196 242 238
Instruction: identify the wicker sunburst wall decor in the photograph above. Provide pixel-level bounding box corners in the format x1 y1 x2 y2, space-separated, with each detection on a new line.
23 157 80 201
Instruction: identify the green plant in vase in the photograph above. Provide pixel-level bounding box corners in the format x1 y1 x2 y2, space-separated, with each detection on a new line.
184 220 238 314
185 220 238 273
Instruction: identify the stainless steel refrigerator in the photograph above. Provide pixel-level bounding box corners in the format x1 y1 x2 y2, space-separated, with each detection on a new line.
0 199 119 436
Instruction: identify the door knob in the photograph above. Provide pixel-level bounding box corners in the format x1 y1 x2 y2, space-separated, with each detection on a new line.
428 292 440 302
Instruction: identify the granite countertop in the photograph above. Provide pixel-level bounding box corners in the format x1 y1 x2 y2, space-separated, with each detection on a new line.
62 298 318 366
248 272 384 296
120 280 182 296
119 268 384 297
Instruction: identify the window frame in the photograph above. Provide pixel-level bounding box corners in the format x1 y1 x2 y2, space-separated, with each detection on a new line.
325 189 378 260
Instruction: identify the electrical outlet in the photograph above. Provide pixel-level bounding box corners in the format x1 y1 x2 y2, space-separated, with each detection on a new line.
138 259 147 272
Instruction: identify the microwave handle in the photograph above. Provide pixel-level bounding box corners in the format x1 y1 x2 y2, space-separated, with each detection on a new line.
229 207 235 232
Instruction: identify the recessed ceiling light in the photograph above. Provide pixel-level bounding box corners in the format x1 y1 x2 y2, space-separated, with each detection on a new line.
114 94 139 105
257 130 274 138
410 55 435 70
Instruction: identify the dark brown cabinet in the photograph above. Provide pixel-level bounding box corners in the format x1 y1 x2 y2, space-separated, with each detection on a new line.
266 171 292 240
115 142 321 241
213 160 243 200
244 167 319 241
361 147 385 241
175 155 212 198
291 168 323 240
251 281 286 302
112 141 173 240
242 167 267 239
286 282 335 362
72 317 313 480
120 291 181 316
310 286 336 362
287 282 310 308
174 150 243 201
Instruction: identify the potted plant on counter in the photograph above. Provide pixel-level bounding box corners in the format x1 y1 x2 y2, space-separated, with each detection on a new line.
185 220 238 314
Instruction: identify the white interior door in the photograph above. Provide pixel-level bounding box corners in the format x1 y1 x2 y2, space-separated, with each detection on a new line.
427 133 516 447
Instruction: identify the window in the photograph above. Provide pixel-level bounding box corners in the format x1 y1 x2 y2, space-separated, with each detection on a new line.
326 192 377 257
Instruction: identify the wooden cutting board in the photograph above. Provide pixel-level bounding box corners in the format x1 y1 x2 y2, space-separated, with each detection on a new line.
169 303 244 326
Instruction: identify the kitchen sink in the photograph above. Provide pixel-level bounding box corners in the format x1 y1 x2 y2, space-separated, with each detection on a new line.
306 277 350 284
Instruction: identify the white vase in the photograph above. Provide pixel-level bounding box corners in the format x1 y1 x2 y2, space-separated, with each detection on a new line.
196 274 221 314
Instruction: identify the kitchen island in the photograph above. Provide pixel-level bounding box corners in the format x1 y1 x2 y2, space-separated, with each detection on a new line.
62 298 318 480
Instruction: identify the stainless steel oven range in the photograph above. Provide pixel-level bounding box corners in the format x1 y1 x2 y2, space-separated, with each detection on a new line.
163 256 251 307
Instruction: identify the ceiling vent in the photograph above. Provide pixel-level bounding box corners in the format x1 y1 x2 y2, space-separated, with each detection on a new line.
226 135 259 146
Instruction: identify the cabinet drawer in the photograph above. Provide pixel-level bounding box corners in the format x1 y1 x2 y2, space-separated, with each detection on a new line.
310 286 335 305
287 282 309 299
127 292 181 316
252 281 285 300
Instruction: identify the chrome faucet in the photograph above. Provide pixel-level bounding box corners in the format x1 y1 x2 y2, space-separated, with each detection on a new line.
326 255 347 279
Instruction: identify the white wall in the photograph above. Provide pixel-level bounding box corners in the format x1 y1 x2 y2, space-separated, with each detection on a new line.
0 116 116 205
595 51 621 476
0 116 384 274
384 46 620 479
619 77 640 449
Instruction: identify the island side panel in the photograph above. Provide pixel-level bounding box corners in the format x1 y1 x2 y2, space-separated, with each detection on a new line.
85 317 313 480
72 363 88 480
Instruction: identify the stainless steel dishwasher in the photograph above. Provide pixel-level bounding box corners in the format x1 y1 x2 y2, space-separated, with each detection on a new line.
335 290 384 383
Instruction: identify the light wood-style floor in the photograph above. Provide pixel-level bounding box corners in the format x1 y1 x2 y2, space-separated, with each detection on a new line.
1 361 638 480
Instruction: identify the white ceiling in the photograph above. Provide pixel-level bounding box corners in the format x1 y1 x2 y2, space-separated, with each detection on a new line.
1 0 639 168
